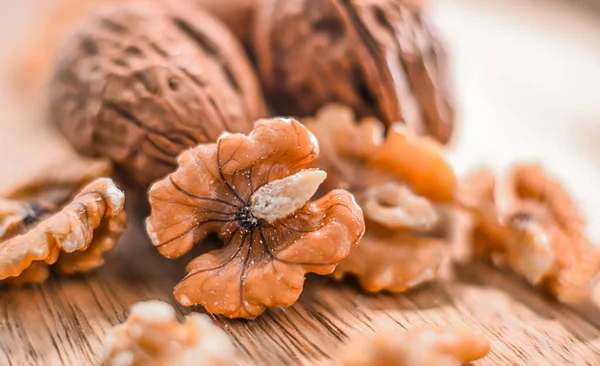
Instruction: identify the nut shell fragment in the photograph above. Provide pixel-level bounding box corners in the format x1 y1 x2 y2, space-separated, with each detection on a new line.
457 164 600 303
337 328 490 366
0 159 126 285
306 105 455 293
254 0 454 142
50 3 266 186
104 300 235 366
146 117 365 318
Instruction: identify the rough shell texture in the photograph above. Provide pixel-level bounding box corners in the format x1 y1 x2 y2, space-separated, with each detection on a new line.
146 117 365 318
104 300 236 366
13 0 163 98
305 105 454 293
337 328 490 366
254 0 454 143
50 2 267 187
456 164 600 303
0 159 126 285
185 0 257 45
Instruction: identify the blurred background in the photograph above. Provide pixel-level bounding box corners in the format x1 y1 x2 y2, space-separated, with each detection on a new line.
0 0 599 238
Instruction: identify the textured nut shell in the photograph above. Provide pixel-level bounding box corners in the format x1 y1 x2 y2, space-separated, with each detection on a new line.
457 165 600 303
146 118 365 318
254 0 454 142
104 300 236 366
50 3 266 186
0 178 126 284
185 0 256 45
338 328 490 366
332 228 447 293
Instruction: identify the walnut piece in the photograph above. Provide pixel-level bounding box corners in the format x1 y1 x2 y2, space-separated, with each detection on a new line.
305 104 455 293
253 0 454 143
50 2 266 187
146 117 365 318
104 300 235 366
457 164 600 303
337 328 490 366
0 159 126 285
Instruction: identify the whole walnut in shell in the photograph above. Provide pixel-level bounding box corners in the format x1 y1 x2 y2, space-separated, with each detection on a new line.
49 3 266 187
254 0 453 143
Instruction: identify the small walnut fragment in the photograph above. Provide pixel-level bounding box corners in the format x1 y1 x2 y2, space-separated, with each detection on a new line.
306 105 455 293
0 159 126 285
457 164 600 303
104 300 235 366
146 117 365 318
337 328 490 366
50 2 266 187
254 0 454 143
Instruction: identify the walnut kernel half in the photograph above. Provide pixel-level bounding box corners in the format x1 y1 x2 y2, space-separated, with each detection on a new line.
146 117 365 318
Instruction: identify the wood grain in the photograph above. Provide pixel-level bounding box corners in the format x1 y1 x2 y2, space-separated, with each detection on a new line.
2 212 600 365
2 0 600 365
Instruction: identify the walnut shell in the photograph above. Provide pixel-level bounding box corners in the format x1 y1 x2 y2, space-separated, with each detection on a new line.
49 3 267 187
253 0 453 143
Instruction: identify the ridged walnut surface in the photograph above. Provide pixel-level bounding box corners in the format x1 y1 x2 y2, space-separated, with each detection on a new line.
49 3 266 187
254 0 454 143
146 118 365 318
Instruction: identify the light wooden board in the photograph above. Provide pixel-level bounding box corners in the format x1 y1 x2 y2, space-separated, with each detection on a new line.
2 0 600 365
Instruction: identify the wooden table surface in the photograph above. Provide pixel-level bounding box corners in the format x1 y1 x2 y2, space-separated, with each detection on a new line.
2 0 600 365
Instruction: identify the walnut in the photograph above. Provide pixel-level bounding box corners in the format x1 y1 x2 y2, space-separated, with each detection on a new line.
49 2 267 187
185 0 257 45
457 164 600 303
305 104 455 293
0 158 126 285
337 328 490 366
103 300 235 366
253 0 454 143
146 117 365 318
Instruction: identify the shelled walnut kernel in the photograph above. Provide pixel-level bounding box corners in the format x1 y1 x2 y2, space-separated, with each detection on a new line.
104 300 235 366
0 158 126 285
337 328 490 366
146 117 365 318
457 164 600 303
305 104 455 293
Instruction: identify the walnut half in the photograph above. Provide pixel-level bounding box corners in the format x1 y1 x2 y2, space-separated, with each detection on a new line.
337 328 491 366
146 117 365 318
306 105 455 293
457 164 600 303
0 159 126 285
103 300 236 366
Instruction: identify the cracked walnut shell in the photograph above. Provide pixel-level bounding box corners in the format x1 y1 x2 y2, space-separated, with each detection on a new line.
457 164 600 303
305 105 455 293
253 0 454 143
104 300 235 366
49 2 266 187
337 328 490 366
146 117 365 318
0 159 126 285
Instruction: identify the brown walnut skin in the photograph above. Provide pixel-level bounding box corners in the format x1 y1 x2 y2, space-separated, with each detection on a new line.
253 0 454 143
146 117 365 319
49 2 267 187
185 0 257 46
